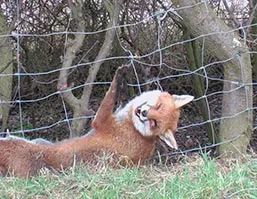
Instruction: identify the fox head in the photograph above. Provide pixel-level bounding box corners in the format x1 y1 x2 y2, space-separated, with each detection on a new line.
132 91 194 150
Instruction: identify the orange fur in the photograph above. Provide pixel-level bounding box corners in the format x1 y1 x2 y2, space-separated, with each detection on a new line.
0 66 193 177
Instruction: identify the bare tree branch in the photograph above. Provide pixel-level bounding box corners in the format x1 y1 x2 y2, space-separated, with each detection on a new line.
222 0 239 27
81 0 123 105
55 0 123 137
57 0 85 107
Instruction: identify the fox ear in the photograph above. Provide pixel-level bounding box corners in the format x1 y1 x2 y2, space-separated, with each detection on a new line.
173 95 194 109
159 129 178 150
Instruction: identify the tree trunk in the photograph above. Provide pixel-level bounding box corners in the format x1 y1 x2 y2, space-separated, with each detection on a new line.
171 0 253 156
183 28 217 144
0 12 13 132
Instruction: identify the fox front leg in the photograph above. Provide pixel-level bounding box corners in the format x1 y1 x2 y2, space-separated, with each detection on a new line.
91 66 129 129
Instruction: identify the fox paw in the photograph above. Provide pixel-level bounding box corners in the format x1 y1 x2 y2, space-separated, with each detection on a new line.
115 65 130 82
114 65 130 104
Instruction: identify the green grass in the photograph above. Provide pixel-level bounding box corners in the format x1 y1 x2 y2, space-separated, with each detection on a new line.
0 155 257 199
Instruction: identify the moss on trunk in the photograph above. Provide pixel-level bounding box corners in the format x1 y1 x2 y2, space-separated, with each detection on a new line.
0 12 13 132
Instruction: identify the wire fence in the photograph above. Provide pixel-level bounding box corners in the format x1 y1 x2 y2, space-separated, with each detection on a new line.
0 0 256 155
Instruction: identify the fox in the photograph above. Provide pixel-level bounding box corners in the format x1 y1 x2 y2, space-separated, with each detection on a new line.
0 66 194 177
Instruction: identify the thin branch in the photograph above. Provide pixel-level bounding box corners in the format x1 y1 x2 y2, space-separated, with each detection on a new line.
222 0 239 27
81 0 123 104
57 0 85 106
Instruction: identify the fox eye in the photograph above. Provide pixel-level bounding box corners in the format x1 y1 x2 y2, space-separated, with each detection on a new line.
156 104 162 110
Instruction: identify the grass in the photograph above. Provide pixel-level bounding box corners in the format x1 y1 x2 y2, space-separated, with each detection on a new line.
0 154 257 199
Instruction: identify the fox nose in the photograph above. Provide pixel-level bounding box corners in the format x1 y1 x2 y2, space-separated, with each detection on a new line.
141 110 148 117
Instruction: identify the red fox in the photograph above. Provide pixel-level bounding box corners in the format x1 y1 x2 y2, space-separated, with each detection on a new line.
0 66 194 177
